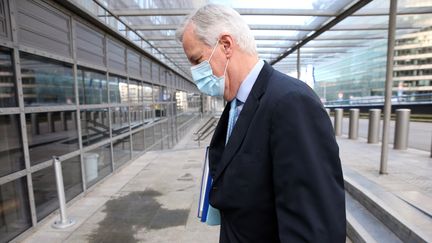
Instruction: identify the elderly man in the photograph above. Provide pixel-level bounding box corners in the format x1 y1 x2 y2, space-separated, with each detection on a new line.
176 4 346 243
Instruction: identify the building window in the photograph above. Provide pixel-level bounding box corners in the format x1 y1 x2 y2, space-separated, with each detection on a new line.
0 114 25 177
129 79 142 103
32 156 83 221
26 111 79 165
112 136 131 169
78 67 108 105
0 47 17 107
20 53 75 106
81 109 110 147
111 107 129 136
0 177 32 242
83 144 112 188
109 75 128 103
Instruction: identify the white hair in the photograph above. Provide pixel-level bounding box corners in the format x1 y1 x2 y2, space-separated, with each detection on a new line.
176 4 257 56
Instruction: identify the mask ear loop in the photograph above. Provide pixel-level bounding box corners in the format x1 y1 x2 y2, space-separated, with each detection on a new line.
208 39 220 61
223 58 230 77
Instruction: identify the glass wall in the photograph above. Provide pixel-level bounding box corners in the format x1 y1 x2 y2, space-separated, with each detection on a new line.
0 48 17 107
112 136 131 169
81 109 110 147
109 75 128 103
21 53 75 106
0 177 32 242
25 111 79 165
0 115 25 177
78 67 108 104
32 156 82 221
84 144 112 188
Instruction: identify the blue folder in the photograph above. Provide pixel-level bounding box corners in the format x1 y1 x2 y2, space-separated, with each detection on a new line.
198 147 221 225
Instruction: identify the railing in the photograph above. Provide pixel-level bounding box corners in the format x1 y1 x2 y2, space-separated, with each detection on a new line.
324 93 432 106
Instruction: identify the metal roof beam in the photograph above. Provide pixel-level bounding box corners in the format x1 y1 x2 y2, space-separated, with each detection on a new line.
271 0 374 65
112 7 432 17
133 24 420 31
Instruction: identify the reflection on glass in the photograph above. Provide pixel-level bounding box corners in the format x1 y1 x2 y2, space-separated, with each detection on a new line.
155 104 167 118
81 109 110 147
20 53 74 106
111 107 129 136
0 115 25 177
0 177 32 242
130 106 144 130
144 104 153 122
26 111 79 165
132 130 145 154
129 79 142 103
144 126 154 149
153 85 161 102
84 144 112 188
113 136 131 169
32 156 82 221
176 91 188 113
143 82 152 102
78 67 108 104
0 47 17 107
109 75 128 103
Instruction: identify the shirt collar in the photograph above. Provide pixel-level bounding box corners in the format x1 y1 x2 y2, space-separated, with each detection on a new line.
236 59 265 104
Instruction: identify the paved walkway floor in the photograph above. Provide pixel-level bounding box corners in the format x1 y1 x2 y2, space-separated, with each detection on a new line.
20 118 431 243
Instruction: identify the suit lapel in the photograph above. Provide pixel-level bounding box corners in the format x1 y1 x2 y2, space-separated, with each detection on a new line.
213 62 274 183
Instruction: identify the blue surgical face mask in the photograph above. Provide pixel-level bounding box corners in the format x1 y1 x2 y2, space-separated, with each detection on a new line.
190 41 229 96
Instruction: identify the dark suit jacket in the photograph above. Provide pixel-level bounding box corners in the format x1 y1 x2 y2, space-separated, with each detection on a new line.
208 63 346 243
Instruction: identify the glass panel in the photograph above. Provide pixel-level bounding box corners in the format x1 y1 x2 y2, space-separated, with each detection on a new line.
129 79 142 103
32 156 83 221
144 103 153 122
144 126 154 149
111 107 129 136
84 144 112 188
0 115 25 177
26 111 79 165
108 75 128 103
0 47 17 107
20 53 74 106
130 106 144 131
132 130 144 155
77 67 108 105
0 177 32 242
143 82 152 102
81 109 110 147
153 85 161 102
112 136 131 169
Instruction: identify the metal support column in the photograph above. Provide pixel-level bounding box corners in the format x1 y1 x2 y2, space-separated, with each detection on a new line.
297 49 300 80
380 0 398 174
334 108 343 136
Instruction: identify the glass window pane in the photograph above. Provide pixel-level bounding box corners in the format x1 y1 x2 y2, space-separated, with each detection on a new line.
0 47 17 107
112 136 131 169
0 177 32 242
111 107 129 136
32 156 83 221
78 67 108 104
109 75 128 103
144 126 154 149
81 109 110 147
132 130 144 155
143 82 152 102
26 111 79 165
129 79 142 103
84 144 112 188
20 53 74 106
144 104 153 122
130 106 143 131
0 115 25 177
153 85 161 102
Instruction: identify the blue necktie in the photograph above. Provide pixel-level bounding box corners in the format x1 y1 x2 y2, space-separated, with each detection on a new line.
226 99 240 144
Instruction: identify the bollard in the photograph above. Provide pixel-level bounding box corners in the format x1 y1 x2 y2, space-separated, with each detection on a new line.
368 109 381 144
349 109 359 139
325 108 330 117
394 109 410 150
334 108 343 136
52 157 76 229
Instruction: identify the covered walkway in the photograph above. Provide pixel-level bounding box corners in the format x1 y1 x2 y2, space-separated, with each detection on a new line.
21 118 432 243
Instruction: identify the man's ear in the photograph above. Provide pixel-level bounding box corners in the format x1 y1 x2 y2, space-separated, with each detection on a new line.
219 34 233 58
